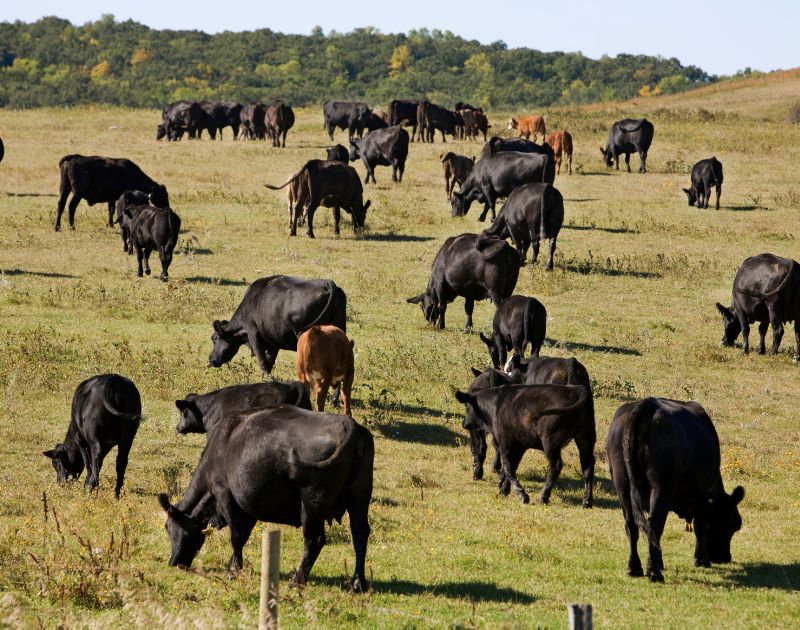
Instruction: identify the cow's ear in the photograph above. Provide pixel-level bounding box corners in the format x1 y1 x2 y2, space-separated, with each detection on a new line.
363 200 371 211
212 319 228 334
715 303 733 320
454 391 475 405
158 493 174 515
479 332 492 346
42 448 59 459
731 486 745 505
599 147 605 155
406 294 423 304
175 399 190 411
470 367 482 377
682 188 692 195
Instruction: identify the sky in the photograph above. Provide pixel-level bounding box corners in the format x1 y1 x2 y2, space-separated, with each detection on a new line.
2 1 798 76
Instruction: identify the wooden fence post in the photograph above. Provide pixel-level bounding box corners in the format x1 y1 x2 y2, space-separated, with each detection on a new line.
567 603 593 630
259 529 280 630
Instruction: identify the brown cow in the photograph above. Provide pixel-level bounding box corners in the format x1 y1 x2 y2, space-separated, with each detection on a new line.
461 110 490 141
508 115 546 142
264 101 295 147
545 130 573 175
440 152 475 199
296 325 354 415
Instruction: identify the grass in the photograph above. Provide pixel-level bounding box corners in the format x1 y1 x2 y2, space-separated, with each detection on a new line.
1 78 800 627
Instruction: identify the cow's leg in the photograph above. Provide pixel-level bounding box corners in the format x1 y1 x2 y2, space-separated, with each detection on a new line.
113 437 133 498
290 203 300 236
215 491 256 572
624 153 631 173
341 367 354 416
491 435 501 473
568 153 573 175
333 207 341 235
436 301 447 330
576 436 595 508
470 428 488 480
292 511 326 588
715 183 722 210
314 380 331 412
531 233 541 264
143 249 152 275
623 496 644 576
499 445 529 504
794 320 800 363
769 307 785 355
247 332 275 376
157 245 169 281
546 236 557 272
740 317 751 354
539 448 563 504
640 151 648 173
135 244 144 277
463 298 475 332
347 495 370 592
305 202 319 239
554 156 561 175
107 201 115 228
692 510 711 568
391 160 399 182
85 443 105 492
67 195 82 230
645 491 670 582
757 320 769 355
55 186 71 232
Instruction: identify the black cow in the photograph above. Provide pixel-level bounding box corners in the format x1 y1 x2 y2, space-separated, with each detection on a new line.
119 204 181 281
466 367 516 480
240 103 267 140
159 101 210 140
349 126 409 183
265 101 295 147
198 101 229 139
388 99 421 141
0 136 4 163
406 233 521 330
158 407 374 591
606 398 744 582
175 381 312 434
114 190 148 253
481 136 540 158
455 102 483 113
365 111 389 132
265 160 370 237
43 374 141 498
484 182 564 269
684 157 724 209
601 118 655 173
451 151 555 222
55 154 168 231
323 101 372 142
716 253 800 360
222 102 243 139
461 109 490 141
417 102 458 142
208 275 347 375
326 144 350 163
480 295 547 368
456 383 595 506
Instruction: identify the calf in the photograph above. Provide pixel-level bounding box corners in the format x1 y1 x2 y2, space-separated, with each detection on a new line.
509 115 546 142
120 204 181 281
716 253 800 360
158 407 374 591
601 118 654 173
440 152 475 199
208 275 347 376
480 295 547 368
684 157 723 209
326 144 350 163
545 130 573 175
456 383 595 506
265 101 295 147
43 374 141 498
484 182 564 269
606 398 744 582
349 126 409 184
296 325 355 415
175 381 311 435
466 366 517 481
407 233 521 331
114 190 148 253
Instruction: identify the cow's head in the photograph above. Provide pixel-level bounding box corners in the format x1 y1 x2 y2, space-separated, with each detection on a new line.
43 442 83 483
715 303 741 347
208 320 246 368
175 397 203 434
683 187 698 207
450 191 470 217
157 124 167 141
149 184 170 209
406 292 439 324
707 485 745 563
348 140 362 162
352 199 370 231
357 105 373 124
158 493 208 567
479 332 507 369
508 118 518 130
455 390 490 431
600 146 614 168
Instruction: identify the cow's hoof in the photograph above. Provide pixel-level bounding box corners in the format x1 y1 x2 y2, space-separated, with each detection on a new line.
54 225 61 232
694 558 711 568
160 276 168 282
137 272 143 278
537 495 550 505
473 469 484 481
648 572 665 583
519 493 530 504
628 564 644 578
145 268 151 276
582 500 593 509
351 577 367 593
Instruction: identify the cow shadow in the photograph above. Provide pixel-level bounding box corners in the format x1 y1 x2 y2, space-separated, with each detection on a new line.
564 223 638 234
358 233 436 243
579 171 613 176
726 204 767 212
5 192 59 197
374 420 461 447
565 198 600 202
722 562 800 591
546 338 641 356
185 276 248 287
1 268 78 279
176 247 213 255
565 263 660 279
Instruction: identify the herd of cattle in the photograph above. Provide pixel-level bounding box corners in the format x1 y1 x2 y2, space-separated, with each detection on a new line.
40 99 800 591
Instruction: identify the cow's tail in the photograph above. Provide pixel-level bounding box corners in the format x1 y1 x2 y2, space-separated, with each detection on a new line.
539 184 549 239
738 259 796 298
522 299 534 358
623 397 658 537
710 157 719 187
290 417 355 469
537 385 588 417
293 280 339 337
264 165 308 190
102 394 141 423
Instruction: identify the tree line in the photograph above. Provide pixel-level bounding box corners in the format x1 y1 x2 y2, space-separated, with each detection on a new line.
0 15 716 109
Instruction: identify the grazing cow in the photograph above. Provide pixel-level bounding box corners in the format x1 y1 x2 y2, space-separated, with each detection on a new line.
365 111 389 132
451 150 555 222
461 109 490 141
509 115 546 142
265 160 370 237
506 354 591 390
606 398 744 582
119 204 181 281
349 126 409 183
222 102 243 139
296 325 355 415
601 118 654 173
456 383 595 506
545 130 573 175
388 99 421 141
481 136 541 158
479 295 547 368
55 154 168 231
208 275 347 375
440 152 475 200
326 144 350 163
716 253 800 360
158 407 374 592
466 367 516 481
240 103 267 140
175 381 312 435
265 101 295 147
406 233 521 330
417 102 458 142
684 157 723 209
43 374 141 498
159 101 206 140
484 182 564 269
323 101 372 142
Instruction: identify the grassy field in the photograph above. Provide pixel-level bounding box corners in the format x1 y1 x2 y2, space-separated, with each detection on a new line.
1 71 800 628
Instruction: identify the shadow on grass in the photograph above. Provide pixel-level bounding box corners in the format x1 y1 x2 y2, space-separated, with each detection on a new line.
726 204 768 212
564 223 638 234
177 248 213 255
723 562 800 591
185 276 248 286
358 233 436 243
374 420 460 446
547 338 642 356
1 268 78 279
566 198 600 202
579 171 613 176
5 192 58 197
564 263 660 279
